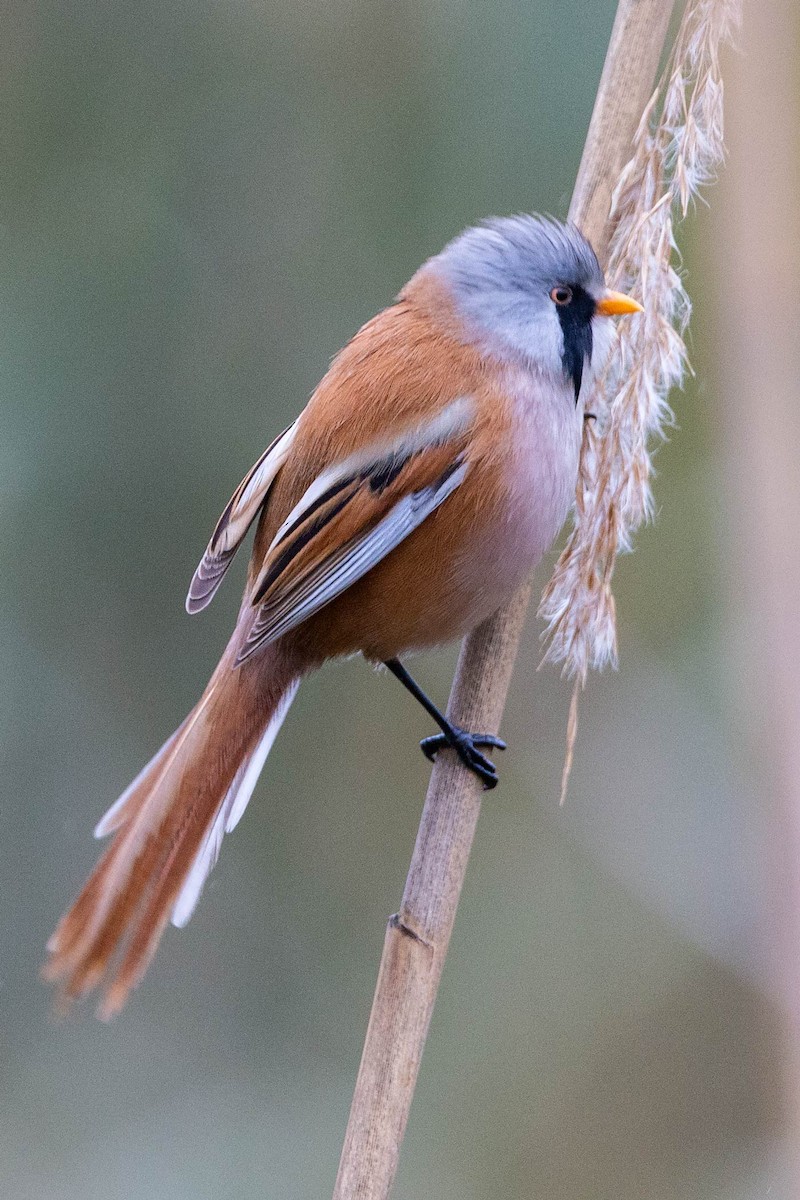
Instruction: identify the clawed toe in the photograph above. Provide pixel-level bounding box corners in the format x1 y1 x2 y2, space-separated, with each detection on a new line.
383 660 506 790
419 729 506 789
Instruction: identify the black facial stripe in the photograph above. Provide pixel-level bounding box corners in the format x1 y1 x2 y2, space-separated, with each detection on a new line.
555 285 596 403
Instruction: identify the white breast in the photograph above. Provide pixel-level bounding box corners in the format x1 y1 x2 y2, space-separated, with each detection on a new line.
443 365 582 636
503 363 584 566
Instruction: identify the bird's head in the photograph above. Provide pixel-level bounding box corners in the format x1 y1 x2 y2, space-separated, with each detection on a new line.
430 214 642 402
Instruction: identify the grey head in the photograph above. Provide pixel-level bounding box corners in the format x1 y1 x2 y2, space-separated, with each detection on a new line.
429 215 611 401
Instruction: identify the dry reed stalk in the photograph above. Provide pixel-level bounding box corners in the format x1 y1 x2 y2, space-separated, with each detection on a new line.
332 3 677 1197
539 0 741 795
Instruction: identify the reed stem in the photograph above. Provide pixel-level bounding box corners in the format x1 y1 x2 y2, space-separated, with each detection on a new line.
332 5 677 1196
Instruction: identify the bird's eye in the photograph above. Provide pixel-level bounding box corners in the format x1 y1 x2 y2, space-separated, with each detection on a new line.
550 286 573 306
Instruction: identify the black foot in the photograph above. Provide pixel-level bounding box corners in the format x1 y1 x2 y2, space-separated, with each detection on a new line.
420 728 507 790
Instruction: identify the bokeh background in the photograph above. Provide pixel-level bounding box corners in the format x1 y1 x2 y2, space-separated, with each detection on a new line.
3 1 798 1197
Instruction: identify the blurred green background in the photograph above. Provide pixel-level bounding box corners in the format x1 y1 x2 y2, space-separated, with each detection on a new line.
2 1 795 1197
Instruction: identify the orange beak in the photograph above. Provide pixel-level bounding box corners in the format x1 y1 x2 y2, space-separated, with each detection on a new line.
596 289 644 317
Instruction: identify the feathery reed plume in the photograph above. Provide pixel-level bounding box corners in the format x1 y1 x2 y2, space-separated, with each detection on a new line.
539 0 741 764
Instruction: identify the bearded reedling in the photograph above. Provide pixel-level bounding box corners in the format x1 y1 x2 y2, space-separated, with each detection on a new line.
44 216 641 1017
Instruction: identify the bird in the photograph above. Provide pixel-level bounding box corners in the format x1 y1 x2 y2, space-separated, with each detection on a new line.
43 214 642 1017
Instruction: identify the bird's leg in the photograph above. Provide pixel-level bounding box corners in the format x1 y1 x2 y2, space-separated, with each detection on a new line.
383 658 506 789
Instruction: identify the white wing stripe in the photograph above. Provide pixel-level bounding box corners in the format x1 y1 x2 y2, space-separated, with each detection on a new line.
266 465 465 626
240 459 469 659
269 396 474 551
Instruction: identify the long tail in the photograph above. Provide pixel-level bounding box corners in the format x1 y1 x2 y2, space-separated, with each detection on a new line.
43 645 298 1019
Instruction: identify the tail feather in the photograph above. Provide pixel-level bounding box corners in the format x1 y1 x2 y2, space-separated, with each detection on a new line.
44 652 297 1018
93 717 189 839
171 679 299 929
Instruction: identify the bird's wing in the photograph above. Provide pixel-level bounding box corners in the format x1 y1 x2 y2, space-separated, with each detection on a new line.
237 396 474 661
186 421 298 613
